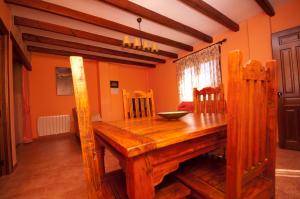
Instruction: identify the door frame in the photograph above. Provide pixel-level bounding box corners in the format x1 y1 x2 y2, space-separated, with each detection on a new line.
272 25 300 149
0 18 13 176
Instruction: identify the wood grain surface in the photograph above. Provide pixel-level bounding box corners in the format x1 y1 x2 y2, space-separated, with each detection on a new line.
93 113 226 157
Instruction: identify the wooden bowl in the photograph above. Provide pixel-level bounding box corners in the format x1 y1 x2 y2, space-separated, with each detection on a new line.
157 111 189 120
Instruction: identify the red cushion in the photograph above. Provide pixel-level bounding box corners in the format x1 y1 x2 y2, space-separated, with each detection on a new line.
177 102 194 112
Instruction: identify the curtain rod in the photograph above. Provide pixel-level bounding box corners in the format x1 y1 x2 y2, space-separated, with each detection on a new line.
173 38 227 63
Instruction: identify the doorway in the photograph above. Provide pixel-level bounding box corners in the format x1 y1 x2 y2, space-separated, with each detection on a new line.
272 26 300 150
13 48 24 146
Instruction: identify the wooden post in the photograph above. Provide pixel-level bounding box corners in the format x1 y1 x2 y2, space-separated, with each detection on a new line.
122 89 129 120
265 60 278 187
226 50 243 199
149 89 155 116
70 56 100 199
193 88 197 113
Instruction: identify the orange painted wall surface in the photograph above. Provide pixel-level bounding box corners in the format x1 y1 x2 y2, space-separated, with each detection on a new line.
0 0 11 28
149 62 179 112
29 53 151 137
29 53 100 138
99 62 150 121
150 0 300 112
27 0 300 137
271 0 300 33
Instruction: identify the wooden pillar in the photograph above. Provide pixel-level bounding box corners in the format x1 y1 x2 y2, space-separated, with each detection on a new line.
265 60 278 185
70 56 100 199
226 50 243 199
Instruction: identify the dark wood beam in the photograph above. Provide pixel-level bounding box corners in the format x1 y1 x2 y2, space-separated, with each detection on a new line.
0 18 9 34
178 0 239 32
6 0 193 51
99 0 212 42
27 46 156 68
22 33 166 63
10 26 32 70
255 0 275 16
10 32 31 70
14 16 178 59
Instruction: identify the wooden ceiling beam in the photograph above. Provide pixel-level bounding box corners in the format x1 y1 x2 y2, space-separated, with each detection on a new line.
14 16 178 59
22 33 166 63
255 0 275 16
98 0 212 42
0 18 9 34
27 46 156 68
10 25 32 70
5 0 193 51
178 0 239 32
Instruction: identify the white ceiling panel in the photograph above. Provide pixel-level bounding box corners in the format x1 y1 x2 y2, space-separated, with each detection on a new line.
8 0 290 62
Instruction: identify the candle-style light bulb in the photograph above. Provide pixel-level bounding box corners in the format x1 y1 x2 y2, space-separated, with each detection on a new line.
143 41 149 51
123 35 130 47
133 37 141 49
152 43 158 53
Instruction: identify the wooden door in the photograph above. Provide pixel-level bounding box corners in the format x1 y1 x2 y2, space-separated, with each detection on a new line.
272 26 300 150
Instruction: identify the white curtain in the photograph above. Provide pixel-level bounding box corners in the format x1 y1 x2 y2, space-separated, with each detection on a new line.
176 44 222 102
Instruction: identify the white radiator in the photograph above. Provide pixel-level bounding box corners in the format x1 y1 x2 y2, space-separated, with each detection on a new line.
37 115 71 136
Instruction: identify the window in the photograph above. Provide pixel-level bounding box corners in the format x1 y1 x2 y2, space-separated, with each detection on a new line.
176 44 222 102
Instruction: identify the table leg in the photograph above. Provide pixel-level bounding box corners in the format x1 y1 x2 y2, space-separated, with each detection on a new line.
94 137 106 180
98 146 105 177
126 155 154 199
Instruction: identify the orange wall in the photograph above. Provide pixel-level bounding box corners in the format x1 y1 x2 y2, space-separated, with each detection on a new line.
99 62 150 121
271 0 300 33
27 0 300 137
29 53 151 137
148 61 179 112
29 53 100 138
0 0 11 28
150 0 300 112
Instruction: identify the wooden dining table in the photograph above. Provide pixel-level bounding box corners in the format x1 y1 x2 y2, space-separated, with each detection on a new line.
93 113 227 199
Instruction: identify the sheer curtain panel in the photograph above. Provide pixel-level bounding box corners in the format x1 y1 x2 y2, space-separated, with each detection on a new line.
176 44 222 102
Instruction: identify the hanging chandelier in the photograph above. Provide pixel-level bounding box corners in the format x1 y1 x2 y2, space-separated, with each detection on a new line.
122 17 158 53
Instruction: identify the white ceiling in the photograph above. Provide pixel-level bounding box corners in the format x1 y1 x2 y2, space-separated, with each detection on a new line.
8 0 289 64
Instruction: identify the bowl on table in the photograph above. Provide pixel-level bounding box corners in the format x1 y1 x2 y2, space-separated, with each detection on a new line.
157 111 189 120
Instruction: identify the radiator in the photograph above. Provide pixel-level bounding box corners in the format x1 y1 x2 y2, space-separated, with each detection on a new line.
37 115 71 136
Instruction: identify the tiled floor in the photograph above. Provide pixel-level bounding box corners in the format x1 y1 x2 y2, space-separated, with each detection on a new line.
0 134 88 199
0 134 299 198
276 148 300 199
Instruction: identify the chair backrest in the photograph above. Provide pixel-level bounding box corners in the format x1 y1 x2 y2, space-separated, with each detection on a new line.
123 89 155 119
226 50 277 198
70 57 100 199
193 85 226 113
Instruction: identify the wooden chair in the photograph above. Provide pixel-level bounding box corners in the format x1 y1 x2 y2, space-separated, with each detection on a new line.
123 89 155 120
174 50 278 199
193 85 226 114
70 57 190 199
194 85 226 157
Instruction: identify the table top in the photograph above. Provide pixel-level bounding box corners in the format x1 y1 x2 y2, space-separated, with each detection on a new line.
93 113 227 157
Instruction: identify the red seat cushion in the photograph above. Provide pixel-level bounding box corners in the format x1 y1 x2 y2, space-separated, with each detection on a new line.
177 102 194 112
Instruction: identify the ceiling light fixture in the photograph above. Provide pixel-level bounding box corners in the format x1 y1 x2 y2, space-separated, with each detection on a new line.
122 17 158 53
